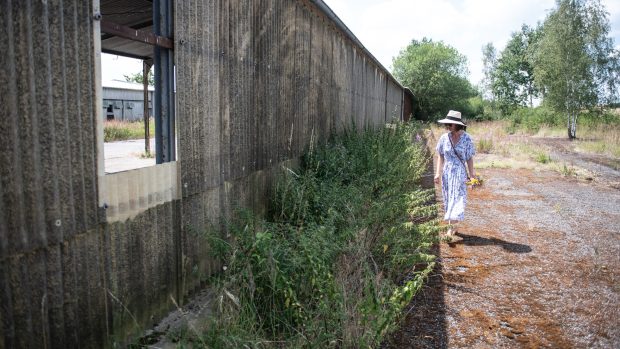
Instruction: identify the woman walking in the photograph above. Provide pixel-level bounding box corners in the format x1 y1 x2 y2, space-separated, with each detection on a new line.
433 110 476 237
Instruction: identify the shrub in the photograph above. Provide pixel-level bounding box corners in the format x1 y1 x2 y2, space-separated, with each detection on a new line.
477 139 493 153
508 106 563 133
200 122 440 348
464 96 485 121
535 152 552 164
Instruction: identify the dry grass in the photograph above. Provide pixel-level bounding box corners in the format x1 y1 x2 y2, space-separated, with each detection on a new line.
430 121 556 171
532 121 620 158
430 121 619 174
104 119 155 142
573 123 620 158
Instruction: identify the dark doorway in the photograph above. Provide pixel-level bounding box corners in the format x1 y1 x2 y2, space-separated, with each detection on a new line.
106 105 114 120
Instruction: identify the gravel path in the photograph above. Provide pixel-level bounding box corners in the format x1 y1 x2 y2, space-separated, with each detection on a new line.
384 140 620 348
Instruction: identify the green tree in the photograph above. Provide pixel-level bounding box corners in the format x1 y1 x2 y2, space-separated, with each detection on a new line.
533 0 618 139
392 38 476 120
492 24 540 113
124 68 154 86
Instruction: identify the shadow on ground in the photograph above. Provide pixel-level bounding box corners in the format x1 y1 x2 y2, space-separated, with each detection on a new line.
449 232 532 253
382 234 531 348
381 244 448 349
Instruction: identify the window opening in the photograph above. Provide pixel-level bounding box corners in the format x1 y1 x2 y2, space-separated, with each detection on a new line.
98 0 175 173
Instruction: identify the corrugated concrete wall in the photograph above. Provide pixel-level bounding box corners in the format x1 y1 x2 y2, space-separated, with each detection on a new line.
0 0 413 347
174 0 410 296
0 0 106 347
176 0 406 197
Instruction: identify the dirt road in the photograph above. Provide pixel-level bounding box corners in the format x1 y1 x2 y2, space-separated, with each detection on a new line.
385 138 620 348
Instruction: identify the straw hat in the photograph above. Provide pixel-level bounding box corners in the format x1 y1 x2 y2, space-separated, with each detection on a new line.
437 110 466 126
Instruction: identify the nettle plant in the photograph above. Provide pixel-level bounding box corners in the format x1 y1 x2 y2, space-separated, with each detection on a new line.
200 122 441 348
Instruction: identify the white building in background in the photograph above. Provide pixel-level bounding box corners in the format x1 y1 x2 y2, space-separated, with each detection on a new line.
103 80 154 121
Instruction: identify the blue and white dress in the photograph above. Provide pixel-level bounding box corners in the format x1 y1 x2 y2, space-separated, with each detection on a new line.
436 132 476 221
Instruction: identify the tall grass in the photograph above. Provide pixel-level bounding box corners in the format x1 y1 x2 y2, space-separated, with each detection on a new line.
467 109 620 159
528 110 620 157
104 119 154 142
477 139 493 153
573 122 620 157
508 106 564 133
198 122 440 348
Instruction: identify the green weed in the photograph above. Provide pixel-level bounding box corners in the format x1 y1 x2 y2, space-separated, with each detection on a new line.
559 163 576 177
477 139 493 153
198 122 439 348
139 151 155 159
535 152 552 164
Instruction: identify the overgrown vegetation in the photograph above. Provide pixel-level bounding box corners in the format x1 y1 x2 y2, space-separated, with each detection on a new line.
495 107 620 158
104 119 154 142
507 106 564 133
191 123 440 348
477 138 493 153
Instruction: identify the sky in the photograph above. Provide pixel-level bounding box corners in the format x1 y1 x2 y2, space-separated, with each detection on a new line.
102 0 620 86
322 0 620 85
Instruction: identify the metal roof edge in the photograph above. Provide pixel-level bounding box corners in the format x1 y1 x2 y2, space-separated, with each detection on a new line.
309 0 406 90
102 79 155 91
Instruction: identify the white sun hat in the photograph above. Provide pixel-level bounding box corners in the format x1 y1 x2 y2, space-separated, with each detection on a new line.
437 110 466 126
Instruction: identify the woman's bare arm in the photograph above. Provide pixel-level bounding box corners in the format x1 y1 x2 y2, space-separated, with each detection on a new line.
467 157 475 178
434 154 444 184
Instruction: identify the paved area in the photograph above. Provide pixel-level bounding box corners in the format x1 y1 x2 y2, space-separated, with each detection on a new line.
104 139 155 173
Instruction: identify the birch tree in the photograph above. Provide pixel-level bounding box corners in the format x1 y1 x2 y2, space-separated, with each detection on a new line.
481 43 497 102
533 0 618 139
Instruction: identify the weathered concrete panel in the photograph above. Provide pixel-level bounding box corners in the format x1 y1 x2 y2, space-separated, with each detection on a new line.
292 1 312 155
73 230 107 348
278 1 297 160
0 259 13 348
387 79 404 121
1 0 414 347
104 202 179 346
0 0 99 256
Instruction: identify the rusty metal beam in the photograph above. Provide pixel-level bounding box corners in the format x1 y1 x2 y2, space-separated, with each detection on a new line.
100 19 173 49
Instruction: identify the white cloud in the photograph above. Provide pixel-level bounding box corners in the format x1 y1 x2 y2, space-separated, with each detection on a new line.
100 0 620 86
323 0 619 85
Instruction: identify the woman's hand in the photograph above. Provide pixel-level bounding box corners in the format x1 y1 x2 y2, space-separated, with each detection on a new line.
434 174 441 184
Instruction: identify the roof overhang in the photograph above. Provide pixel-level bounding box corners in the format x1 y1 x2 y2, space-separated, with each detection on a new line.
100 0 158 60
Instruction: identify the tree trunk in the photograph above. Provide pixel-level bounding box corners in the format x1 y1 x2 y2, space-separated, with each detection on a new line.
567 111 577 140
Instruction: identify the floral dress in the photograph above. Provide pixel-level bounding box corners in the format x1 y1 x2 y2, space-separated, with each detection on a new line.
436 132 476 221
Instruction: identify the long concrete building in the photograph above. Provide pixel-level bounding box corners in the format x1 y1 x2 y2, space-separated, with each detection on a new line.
0 0 415 347
103 80 154 122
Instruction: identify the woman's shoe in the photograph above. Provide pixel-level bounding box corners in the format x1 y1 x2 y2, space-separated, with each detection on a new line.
445 228 454 242
444 229 454 244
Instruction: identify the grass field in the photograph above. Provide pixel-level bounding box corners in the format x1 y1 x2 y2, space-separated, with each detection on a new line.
104 119 154 142
430 117 620 176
